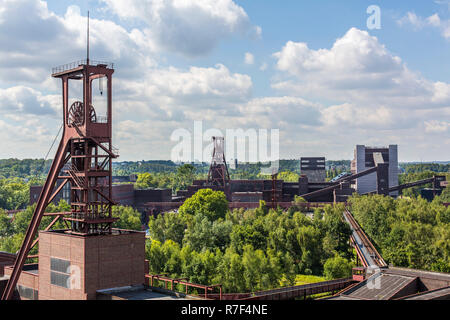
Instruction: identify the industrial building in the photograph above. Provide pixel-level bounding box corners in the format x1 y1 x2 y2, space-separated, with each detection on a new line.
1 29 448 301
351 145 398 196
30 183 171 214
300 157 326 182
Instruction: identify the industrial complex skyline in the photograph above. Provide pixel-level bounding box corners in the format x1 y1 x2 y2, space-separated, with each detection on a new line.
0 0 449 162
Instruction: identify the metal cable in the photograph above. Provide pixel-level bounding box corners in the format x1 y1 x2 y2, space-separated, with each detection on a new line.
36 124 63 179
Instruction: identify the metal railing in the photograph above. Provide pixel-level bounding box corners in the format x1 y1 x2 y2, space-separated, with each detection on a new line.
145 274 222 300
52 60 114 74
93 115 108 124
62 164 86 189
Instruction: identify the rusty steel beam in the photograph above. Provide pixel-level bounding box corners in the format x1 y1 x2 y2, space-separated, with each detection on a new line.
28 214 64 254
301 166 378 200
47 178 69 204
240 278 354 300
2 139 69 300
362 176 441 196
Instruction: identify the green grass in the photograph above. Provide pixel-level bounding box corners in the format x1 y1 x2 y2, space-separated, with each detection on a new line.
294 274 326 285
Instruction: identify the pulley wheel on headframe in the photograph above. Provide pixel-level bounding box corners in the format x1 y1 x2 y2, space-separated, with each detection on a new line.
89 105 97 123
68 102 98 126
68 101 85 127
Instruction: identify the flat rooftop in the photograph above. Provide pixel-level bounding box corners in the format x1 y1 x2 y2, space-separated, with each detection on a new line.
97 285 195 300
404 286 450 300
345 273 413 300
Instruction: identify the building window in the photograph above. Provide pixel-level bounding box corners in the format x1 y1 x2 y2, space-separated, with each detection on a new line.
17 285 38 300
50 257 71 289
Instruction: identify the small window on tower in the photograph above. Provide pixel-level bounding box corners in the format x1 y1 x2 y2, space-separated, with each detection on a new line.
50 257 71 289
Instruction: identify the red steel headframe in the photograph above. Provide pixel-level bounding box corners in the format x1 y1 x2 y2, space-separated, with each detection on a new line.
1 60 117 300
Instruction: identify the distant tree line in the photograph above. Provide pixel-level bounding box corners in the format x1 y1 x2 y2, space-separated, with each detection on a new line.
400 163 450 174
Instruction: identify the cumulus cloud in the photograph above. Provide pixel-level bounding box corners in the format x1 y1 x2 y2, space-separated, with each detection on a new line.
244 52 254 65
424 120 450 133
236 96 321 128
397 11 450 39
117 63 253 122
0 0 156 86
272 28 450 109
0 0 256 159
270 27 450 160
0 86 59 116
101 0 261 56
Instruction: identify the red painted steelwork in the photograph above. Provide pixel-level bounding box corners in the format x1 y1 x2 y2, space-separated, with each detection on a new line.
240 278 354 300
2 60 118 300
207 137 230 190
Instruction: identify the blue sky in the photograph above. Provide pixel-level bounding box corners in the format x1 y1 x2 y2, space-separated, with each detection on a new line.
0 0 449 162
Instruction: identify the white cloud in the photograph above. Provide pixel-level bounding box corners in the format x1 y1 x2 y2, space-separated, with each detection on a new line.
253 26 262 39
0 0 256 159
259 62 268 71
270 27 450 160
397 11 450 39
397 12 427 29
0 0 156 86
241 96 321 128
272 28 450 109
424 120 450 133
0 86 59 116
244 52 254 65
132 64 252 115
101 0 258 57
427 13 442 27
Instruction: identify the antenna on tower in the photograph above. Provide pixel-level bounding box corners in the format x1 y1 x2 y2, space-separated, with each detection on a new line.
87 10 90 65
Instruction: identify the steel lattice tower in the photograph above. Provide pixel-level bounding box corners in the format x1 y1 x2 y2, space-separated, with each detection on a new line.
207 137 230 188
1 59 118 300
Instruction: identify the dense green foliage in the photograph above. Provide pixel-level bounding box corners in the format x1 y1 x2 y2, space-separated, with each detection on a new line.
0 159 51 179
323 255 353 280
440 186 450 202
112 206 143 230
147 189 353 293
349 194 450 272
179 188 229 222
0 202 143 256
0 177 43 210
0 201 71 255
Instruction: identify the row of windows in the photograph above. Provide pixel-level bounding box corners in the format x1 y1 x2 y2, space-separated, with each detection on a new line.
50 257 71 289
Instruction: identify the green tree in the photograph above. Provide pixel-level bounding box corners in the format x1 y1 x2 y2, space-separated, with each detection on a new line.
112 206 142 230
322 204 352 259
0 209 14 237
174 164 196 191
135 172 157 189
179 189 228 222
323 255 353 280
274 171 299 182
148 211 186 245
439 186 450 202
